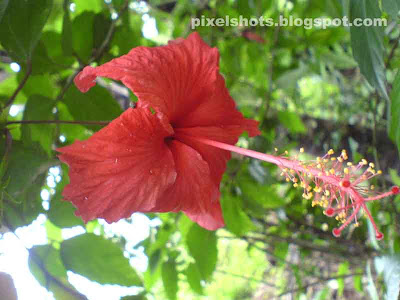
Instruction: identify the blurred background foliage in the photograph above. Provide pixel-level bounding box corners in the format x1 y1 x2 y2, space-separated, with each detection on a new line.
1 0 400 299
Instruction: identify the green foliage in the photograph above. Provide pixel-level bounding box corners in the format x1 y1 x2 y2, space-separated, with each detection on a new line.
161 258 178 300
60 233 142 286
0 0 400 299
21 95 55 155
0 0 53 61
390 71 400 152
186 224 217 281
349 0 387 99
64 85 122 131
28 244 87 300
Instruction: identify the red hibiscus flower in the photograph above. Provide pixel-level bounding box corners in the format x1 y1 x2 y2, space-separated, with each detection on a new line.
57 32 260 230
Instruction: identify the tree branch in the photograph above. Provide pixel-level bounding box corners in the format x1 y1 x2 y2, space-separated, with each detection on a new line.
3 61 32 110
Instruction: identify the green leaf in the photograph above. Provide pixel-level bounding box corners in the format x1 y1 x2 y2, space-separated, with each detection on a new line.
375 255 400 300
61 0 74 56
121 293 148 300
350 0 388 99
186 223 217 281
73 0 103 13
60 233 142 286
383 0 399 19
220 195 255 236
0 0 53 61
275 64 309 91
336 262 349 297
185 263 204 295
240 178 287 210
47 164 83 229
71 11 95 62
21 95 55 155
3 173 46 229
48 185 84 228
93 12 112 53
0 140 50 197
0 0 8 23
29 244 87 300
64 85 122 131
389 71 400 154
277 111 307 134
161 258 178 300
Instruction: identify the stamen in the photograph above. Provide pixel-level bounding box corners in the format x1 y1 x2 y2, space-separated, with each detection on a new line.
188 136 398 240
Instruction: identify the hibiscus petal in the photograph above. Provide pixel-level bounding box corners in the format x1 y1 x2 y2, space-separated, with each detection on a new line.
173 74 260 189
57 108 177 223
74 32 221 123
158 140 224 230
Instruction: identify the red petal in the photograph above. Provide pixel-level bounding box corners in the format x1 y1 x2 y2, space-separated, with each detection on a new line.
159 140 224 230
57 108 177 223
73 33 258 137
74 32 219 124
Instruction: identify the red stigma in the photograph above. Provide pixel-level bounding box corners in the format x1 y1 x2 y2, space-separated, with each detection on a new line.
376 232 384 240
332 228 341 237
325 207 335 217
392 186 400 194
341 180 351 188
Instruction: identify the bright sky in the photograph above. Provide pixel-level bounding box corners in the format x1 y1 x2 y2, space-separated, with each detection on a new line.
0 1 161 299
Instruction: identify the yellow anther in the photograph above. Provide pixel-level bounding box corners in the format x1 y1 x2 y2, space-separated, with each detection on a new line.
286 178 290 182
338 157 343 162
331 157 336 161
274 147 278 152
328 149 334 155
284 150 289 155
314 187 322 193
329 168 335 175
325 190 330 196
317 157 321 162
344 168 349 174
300 147 304 153
347 162 353 166
324 159 329 163
317 164 322 169
361 159 368 165
377 170 382 174
354 222 359 227
307 186 312 192
369 162 375 168
293 183 298 188
370 185 375 190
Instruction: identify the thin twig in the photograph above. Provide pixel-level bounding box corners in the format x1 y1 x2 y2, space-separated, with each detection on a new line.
2 217 87 299
216 269 276 287
277 272 363 297
90 0 130 64
385 35 400 69
6 120 110 126
3 61 32 110
55 0 131 103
